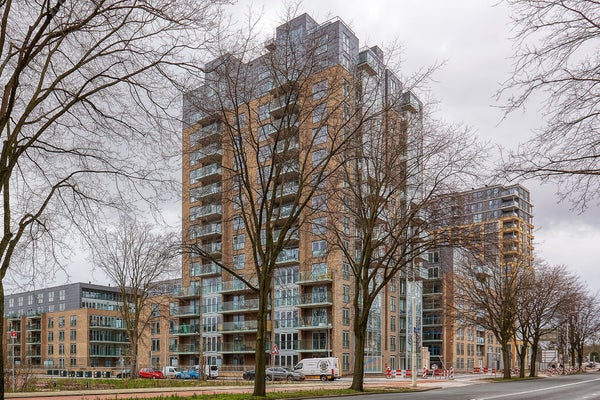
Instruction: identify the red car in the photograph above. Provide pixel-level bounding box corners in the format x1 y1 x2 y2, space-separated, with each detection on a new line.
138 368 164 379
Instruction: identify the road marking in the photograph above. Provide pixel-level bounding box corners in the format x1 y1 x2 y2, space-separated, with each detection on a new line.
470 377 600 400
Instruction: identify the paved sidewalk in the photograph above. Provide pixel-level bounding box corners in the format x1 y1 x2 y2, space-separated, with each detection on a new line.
6 374 489 399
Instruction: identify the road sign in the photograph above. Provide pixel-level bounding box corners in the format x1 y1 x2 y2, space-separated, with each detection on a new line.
270 344 280 355
10 330 16 339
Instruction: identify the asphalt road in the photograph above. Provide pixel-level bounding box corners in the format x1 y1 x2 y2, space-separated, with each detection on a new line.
315 372 600 400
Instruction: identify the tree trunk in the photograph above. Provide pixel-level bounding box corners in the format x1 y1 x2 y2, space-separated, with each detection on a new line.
529 341 539 377
252 274 270 397
517 345 527 378
1 281 5 397
350 326 367 391
502 343 512 379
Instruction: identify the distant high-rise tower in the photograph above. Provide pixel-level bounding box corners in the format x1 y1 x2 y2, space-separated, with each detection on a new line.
423 184 534 371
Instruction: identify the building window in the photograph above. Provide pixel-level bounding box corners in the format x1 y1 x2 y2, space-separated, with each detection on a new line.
48 331 54 342
233 215 245 230
27 295 33 305
48 318 54 329
18 296 23 306
58 317 65 327
390 336 396 352
315 34 328 55
312 240 327 258
48 344 54 355
37 293 43 304
342 308 350 325
59 290 65 301
312 125 327 143
342 263 350 280
152 339 160 352
152 321 160 335
233 234 245 250
342 353 350 371
312 194 326 211
233 254 245 270
428 266 439 279
59 303 65 311
70 358 77 366
312 217 327 236
70 330 76 341
390 297 396 312
312 104 327 123
58 344 65 355
342 33 351 53
343 331 350 349
312 148 327 166
427 252 439 264
70 344 76 354
70 316 77 326
258 103 270 120
390 316 396 332
312 79 328 100
343 285 350 303
58 331 65 341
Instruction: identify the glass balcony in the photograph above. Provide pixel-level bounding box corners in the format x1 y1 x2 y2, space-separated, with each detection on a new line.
190 204 222 221
297 292 333 307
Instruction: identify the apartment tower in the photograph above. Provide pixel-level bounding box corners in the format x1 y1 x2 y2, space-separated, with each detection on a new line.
180 13 423 374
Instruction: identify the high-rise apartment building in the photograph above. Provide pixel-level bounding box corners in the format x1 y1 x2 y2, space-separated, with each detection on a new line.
422 184 534 371
180 13 423 374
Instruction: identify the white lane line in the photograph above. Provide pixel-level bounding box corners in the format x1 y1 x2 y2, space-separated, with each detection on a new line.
470 377 600 400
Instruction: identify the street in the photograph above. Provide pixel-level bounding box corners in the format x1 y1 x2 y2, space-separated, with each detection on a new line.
317 372 600 400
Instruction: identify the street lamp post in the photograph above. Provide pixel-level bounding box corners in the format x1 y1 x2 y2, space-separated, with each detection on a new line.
411 264 417 388
327 323 332 358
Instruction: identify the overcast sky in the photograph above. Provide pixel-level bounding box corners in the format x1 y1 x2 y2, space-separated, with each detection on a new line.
58 0 600 293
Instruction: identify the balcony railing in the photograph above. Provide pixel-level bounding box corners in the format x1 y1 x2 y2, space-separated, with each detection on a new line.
190 223 222 239
297 270 333 284
297 292 333 307
174 286 200 298
191 262 221 277
190 182 221 202
221 299 261 313
190 204 222 221
171 324 200 335
296 339 331 352
169 305 200 317
297 316 330 329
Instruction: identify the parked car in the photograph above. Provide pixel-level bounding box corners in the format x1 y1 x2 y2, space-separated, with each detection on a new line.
174 368 200 379
116 368 131 378
138 368 164 379
242 369 256 380
266 366 305 381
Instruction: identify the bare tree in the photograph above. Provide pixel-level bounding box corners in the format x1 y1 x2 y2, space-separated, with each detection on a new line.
0 1 224 394
500 0 600 211
454 249 529 379
325 93 485 389
89 215 178 376
560 291 600 368
514 263 579 377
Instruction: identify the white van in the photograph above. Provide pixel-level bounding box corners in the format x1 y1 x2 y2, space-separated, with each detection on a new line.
194 364 219 379
294 357 341 381
162 366 179 379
